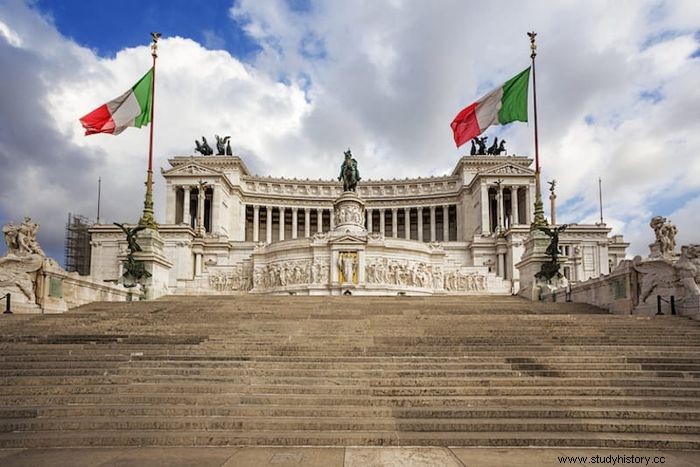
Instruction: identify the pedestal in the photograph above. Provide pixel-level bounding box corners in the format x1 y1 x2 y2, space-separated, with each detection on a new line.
332 191 366 235
134 228 173 300
515 230 566 300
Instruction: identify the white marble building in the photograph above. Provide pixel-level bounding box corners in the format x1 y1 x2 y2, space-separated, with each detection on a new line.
89 153 628 296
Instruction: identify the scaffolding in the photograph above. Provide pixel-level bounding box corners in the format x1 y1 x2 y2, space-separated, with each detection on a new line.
64 213 93 276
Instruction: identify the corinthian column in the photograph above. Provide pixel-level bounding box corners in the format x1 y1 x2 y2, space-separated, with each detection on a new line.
182 186 191 227
253 205 260 242
442 205 449 241
279 206 285 241
404 208 411 239
292 207 298 239
266 206 272 243
417 207 424 242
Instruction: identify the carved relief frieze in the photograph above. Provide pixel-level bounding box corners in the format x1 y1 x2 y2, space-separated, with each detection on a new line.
365 258 437 289
253 259 329 290
443 269 487 292
208 265 253 292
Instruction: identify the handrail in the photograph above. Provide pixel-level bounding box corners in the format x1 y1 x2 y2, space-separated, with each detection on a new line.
656 295 676 316
0 293 11 314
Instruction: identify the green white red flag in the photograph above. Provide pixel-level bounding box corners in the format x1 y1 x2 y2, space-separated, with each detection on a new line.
451 67 531 148
79 68 153 135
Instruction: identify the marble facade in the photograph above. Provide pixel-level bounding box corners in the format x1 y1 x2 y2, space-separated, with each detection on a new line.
89 154 628 296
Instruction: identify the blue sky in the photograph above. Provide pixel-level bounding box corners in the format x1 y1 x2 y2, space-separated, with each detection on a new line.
34 0 260 58
0 0 699 264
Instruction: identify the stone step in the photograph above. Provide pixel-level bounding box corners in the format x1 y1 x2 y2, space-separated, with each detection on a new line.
6 375 700 389
2 394 700 408
112 367 700 379
2 416 699 434
0 429 698 449
9 405 700 421
2 384 700 398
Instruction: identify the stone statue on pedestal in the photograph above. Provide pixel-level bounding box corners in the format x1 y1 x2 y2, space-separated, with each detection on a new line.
649 216 677 259
0 218 49 301
114 223 151 288
535 224 569 282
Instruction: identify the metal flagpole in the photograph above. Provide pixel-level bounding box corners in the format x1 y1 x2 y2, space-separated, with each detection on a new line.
96 176 101 224
598 177 604 225
138 32 161 229
528 31 547 229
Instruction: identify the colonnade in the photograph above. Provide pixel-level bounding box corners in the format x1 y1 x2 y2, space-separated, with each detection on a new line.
481 183 531 234
173 185 214 234
243 204 458 244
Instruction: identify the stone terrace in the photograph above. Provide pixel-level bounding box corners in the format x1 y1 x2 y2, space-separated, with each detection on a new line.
0 296 699 449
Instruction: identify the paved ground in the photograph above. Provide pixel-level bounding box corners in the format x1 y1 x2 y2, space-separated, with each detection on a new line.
0 446 699 466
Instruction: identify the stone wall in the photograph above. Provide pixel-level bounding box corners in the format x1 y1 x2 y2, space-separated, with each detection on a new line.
548 260 637 315
37 267 131 313
550 258 699 321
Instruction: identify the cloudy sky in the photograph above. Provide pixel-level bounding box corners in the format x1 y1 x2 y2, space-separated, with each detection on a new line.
0 0 699 263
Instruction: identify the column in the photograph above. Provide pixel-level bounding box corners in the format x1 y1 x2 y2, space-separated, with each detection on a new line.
253 205 260 242
304 208 311 237
456 203 462 241
266 206 273 243
442 205 449 241
329 208 335 230
417 207 424 242
429 206 436 242
316 209 323 233
367 208 373 232
512 186 519 226
279 207 285 241
182 186 191 227
391 209 398 238
404 208 411 239
292 208 298 239
166 185 176 224
197 186 206 233
210 185 219 234
496 185 504 233
480 182 490 235
379 209 386 236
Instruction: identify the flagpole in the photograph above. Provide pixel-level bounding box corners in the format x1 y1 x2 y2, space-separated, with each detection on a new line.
598 177 604 225
96 176 101 224
528 31 547 229
138 32 161 230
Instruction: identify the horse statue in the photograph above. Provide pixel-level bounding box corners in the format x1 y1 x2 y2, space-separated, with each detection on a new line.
215 135 231 155
471 136 488 155
496 140 506 155
338 149 361 192
487 137 499 155
195 137 213 155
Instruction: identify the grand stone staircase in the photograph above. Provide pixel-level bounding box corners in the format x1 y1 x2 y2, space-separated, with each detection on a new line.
0 295 699 449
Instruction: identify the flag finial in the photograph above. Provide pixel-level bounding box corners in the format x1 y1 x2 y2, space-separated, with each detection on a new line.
150 32 161 58
527 31 537 59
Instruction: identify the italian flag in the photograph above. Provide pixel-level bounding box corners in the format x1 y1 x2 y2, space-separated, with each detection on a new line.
79 68 153 135
450 67 530 148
